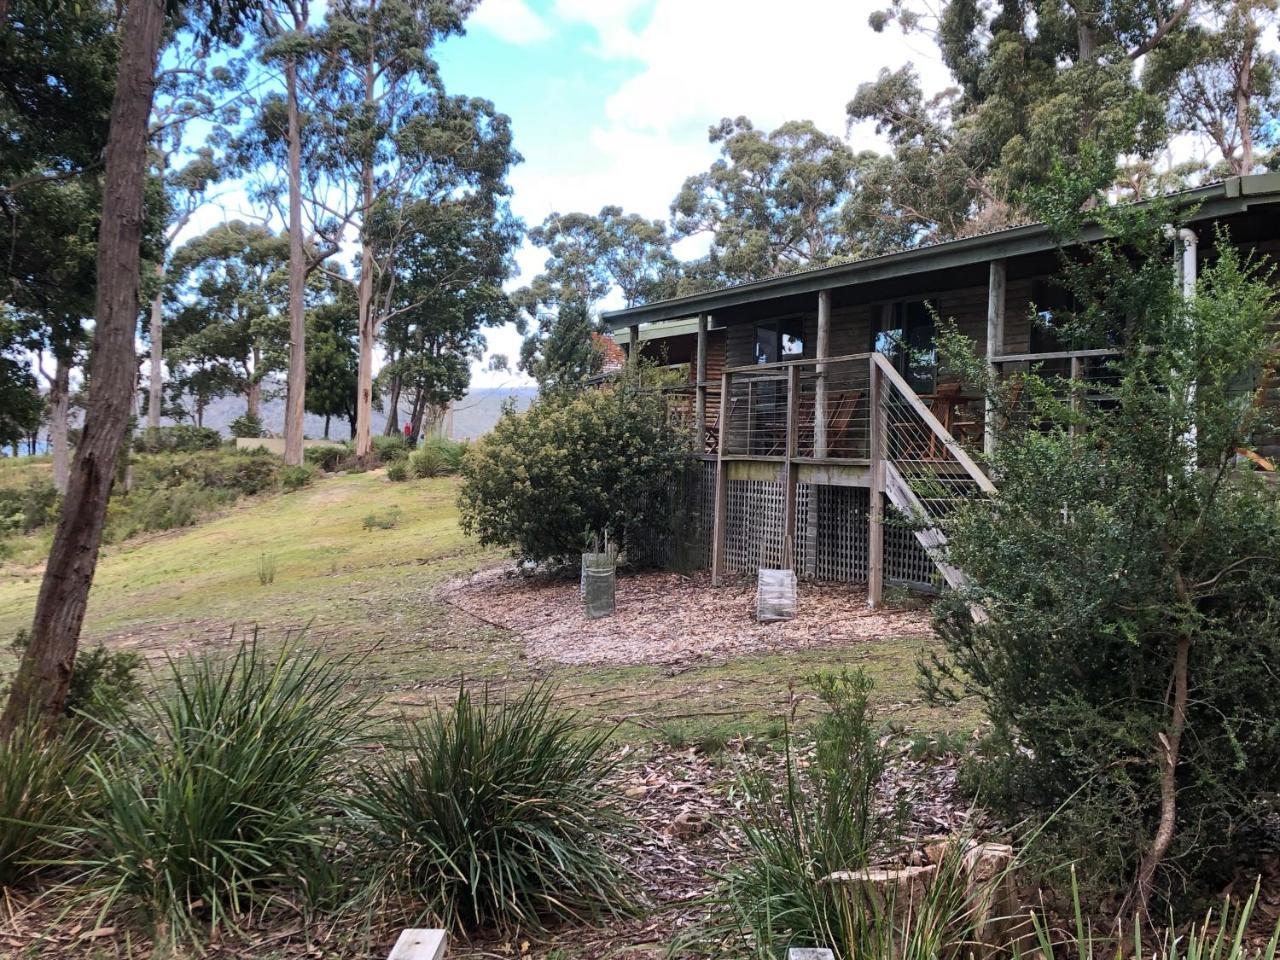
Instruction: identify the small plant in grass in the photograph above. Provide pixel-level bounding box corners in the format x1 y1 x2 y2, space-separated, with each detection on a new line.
0 719 94 886
353 683 635 933
362 506 402 530
385 462 408 482
71 638 372 942
257 553 276 585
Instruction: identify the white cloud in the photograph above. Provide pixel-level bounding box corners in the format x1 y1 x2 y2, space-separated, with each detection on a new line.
470 0 553 45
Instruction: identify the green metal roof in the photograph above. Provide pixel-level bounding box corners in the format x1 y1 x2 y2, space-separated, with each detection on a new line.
601 173 1280 330
612 317 702 345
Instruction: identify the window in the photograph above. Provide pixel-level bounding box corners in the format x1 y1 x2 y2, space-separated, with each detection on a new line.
754 318 804 364
1030 280 1073 354
873 300 936 393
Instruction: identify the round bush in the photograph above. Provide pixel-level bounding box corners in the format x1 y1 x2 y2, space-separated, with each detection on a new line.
458 382 691 564
386 462 408 482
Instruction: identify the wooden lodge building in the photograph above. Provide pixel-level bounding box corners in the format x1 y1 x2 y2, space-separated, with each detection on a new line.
600 174 1280 605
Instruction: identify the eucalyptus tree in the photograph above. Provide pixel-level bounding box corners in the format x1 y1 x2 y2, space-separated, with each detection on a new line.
1143 0 1280 176
144 33 249 430
307 0 519 462
857 0 1196 231
375 189 519 438
516 207 675 392
671 117 860 283
305 285 361 439
1 0 262 736
165 221 290 421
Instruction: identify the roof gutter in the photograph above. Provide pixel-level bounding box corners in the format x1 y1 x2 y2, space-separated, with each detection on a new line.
601 174 1280 330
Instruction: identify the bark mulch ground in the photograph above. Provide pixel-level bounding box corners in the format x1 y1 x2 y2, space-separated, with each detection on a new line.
442 567 933 668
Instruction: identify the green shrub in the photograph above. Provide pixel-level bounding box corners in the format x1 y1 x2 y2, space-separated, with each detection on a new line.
129 449 280 497
353 684 634 932
6 630 144 726
134 425 222 454
385 462 408 482
105 481 233 541
0 720 94 887
925 203 1280 905
370 434 408 463
690 670 905 955
408 444 447 478
73 639 371 940
305 443 350 471
279 464 316 492
228 412 264 438
458 378 691 565
0 479 59 535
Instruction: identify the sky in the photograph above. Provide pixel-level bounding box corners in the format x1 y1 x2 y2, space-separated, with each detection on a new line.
428 0 955 387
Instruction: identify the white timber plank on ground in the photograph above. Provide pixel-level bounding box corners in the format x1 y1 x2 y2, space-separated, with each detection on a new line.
788 950 836 960
388 929 447 960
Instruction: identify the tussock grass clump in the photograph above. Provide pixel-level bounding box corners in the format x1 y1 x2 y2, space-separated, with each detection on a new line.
690 669 906 956
0 720 93 887
73 639 371 940
354 684 635 933
408 443 448 478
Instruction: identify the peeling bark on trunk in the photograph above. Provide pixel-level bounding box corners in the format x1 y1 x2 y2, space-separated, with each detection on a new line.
49 359 70 494
147 263 163 430
0 0 165 737
282 55 306 467
353 45 378 465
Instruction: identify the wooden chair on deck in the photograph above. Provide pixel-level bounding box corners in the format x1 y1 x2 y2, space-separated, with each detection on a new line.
797 389 863 458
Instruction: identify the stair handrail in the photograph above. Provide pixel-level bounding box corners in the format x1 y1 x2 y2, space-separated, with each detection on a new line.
871 352 996 495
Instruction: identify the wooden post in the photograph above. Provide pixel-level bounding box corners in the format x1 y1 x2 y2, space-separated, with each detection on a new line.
782 364 800 568
984 259 1007 457
694 313 708 452
815 289 831 458
388 929 447 960
710 370 731 586
628 323 640 363
867 355 885 608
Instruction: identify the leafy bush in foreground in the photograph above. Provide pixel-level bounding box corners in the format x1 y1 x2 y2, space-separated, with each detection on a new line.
0 720 93 887
353 684 634 933
73 640 371 940
458 376 690 564
926 199 1280 907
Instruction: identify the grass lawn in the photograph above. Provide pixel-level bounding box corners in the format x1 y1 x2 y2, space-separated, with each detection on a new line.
0 469 970 740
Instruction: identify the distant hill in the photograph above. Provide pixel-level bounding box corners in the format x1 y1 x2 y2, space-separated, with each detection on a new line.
174 383 538 441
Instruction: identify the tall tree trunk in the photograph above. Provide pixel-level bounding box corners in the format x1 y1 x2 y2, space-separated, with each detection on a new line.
323 414 330 439
48 359 70 494
1235 28 1255 175
382 369 401 436
247 345 261 421
354 157 376 462
1 0 165 737
353 46 378 464
282 55 306 467
147 263 164 430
